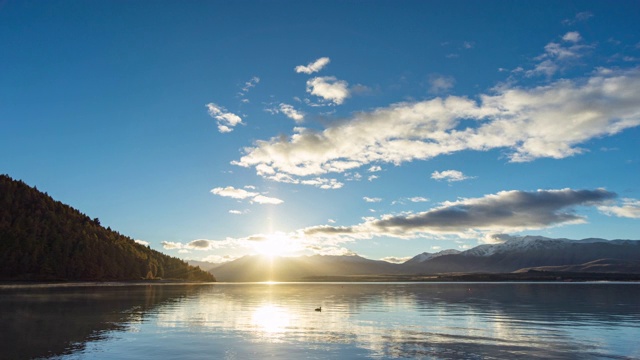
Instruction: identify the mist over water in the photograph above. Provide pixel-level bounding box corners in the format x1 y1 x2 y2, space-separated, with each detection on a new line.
1 283 638 359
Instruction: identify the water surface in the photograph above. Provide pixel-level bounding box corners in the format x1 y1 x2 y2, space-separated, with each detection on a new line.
1 282 638 359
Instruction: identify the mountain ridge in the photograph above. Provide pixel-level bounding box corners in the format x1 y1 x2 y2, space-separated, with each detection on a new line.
195 236 640 282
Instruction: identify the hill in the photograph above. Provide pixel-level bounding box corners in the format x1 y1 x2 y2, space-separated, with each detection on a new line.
0 174 215 282
208 254 401 282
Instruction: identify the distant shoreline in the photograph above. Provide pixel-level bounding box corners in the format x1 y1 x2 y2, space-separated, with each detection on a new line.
301 271 640 283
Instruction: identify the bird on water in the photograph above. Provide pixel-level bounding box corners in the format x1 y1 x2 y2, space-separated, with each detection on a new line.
315 306 322 312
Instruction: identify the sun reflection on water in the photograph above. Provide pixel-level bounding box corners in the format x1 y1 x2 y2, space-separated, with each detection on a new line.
251 304 292 336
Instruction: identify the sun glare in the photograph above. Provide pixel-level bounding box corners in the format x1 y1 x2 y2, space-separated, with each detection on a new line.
253 233 297 258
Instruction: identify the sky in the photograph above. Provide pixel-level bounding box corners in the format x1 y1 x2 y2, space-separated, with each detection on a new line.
2 1 640 264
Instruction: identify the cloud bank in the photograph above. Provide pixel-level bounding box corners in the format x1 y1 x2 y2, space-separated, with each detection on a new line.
303 188 616 239
235 67 640 184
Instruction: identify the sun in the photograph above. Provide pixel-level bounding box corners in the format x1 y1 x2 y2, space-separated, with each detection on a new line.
253 233 297 258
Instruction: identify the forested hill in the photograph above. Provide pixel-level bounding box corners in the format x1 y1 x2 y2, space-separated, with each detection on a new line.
0 174 215 282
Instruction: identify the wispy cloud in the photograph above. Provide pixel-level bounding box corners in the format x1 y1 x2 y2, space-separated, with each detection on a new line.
428 74 455 94
238 76 260 99
526 32 591 77
295 57 330 74
363 197 382 203
431 170 473 182
278 103 305 122
211 186 284 205
562 11 593 26
598 198 640 219
134 239 150 246
205 103 243 133
306 76 350 105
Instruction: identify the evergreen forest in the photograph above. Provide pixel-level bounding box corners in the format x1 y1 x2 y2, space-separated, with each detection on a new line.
0 174 215 282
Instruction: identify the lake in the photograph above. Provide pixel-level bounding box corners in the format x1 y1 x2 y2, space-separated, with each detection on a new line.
1 282 638 359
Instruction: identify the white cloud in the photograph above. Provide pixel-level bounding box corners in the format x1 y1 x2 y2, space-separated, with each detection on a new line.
229 209 248 215
431 170 473 182
279 103 305 122
363 197 382 203
598 198 640 219
428 74 455 94
239 76 260 96
409 197 429 203
161 241 183 250
211 186 258 199
368 175 379 182
134 239 149 246
562 31 582 43
211 186 284 205
206 103 243 133
368 165 382 172
295 57 330 74
235 67 640 182
306 76 350 105
526 33 591 77
252 194 284 205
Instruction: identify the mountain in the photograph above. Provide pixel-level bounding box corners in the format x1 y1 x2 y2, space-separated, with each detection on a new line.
411 236 640 274
203 235 640 281
403 249 461 266
209 254 401 282
0 174 215 282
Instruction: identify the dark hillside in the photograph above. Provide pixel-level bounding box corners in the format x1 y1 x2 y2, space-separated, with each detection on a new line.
0 174 214 282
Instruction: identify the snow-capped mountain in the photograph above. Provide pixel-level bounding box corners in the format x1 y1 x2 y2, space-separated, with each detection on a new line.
200 236 640 281
403 249 461 265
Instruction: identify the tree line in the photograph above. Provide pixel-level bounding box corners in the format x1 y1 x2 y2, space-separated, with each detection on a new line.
0 174 215 282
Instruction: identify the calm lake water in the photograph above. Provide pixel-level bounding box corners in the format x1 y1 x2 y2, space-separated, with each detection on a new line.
1 282 639 359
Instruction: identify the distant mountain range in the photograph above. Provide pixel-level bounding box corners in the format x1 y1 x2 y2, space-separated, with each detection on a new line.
194 236 640 282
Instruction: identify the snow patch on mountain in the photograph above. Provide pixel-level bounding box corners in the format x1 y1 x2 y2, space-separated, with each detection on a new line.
461 236 613 257
404 249 461 264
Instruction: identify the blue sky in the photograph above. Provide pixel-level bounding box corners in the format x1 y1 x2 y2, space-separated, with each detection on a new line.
2 1 639 263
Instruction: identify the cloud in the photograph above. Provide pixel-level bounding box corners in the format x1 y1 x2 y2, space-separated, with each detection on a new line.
252 194 284 205
206 103 243 133
229 209 248 215
526 32 591 77
562 11 593 25
409 197 429 203
278 103 305 122
295 57 330 74
431 170 473 182
211 186 258 199
428 74 455 94
598 198 640 219
161 241 183 250
363 197 382 203
302 188 616 239
234 67 640 182
306 76 350 105
134 239 149 246
211 186 284 205
562 31 582 43
239 76 260 97
368 166 382 172
380 256 412 264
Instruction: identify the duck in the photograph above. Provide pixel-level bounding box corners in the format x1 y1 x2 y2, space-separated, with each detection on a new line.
315 306 322 312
